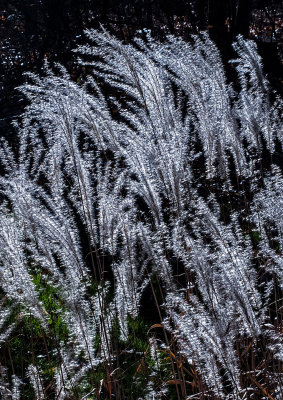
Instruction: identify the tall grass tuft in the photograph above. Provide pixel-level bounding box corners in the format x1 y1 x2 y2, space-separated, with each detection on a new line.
0 30 282 399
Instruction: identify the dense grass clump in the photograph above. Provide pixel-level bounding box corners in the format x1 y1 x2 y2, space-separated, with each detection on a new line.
0 31 282 399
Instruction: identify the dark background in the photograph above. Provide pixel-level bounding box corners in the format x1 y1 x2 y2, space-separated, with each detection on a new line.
0 0 282 140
